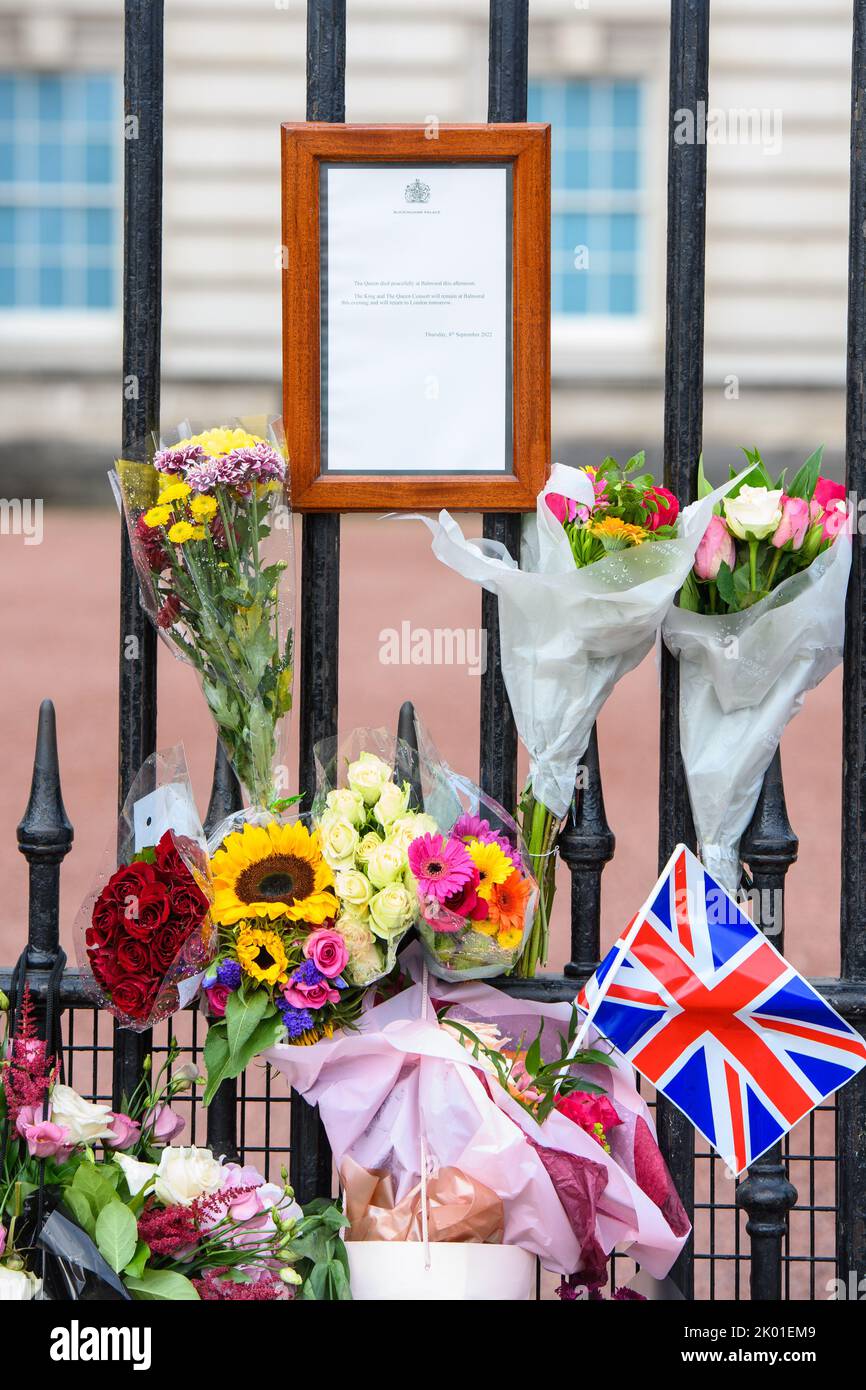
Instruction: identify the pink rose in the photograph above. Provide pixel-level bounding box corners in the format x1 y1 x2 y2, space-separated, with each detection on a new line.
0 1223 5 1256
205 982 230 1019
104 1111 141 1151
642 485 679 532
694 514 736 581
545 492 577 526
149 1102 185 1144
771 495 811 550
821 498 849 541
18 1117 72 1160
282 978 341 1011
302 929 349 980
814 476 846 510
555 1090 622 1139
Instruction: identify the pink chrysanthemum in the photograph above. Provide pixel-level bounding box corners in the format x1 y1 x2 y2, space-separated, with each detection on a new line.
452 814 520 869
153 443 206 475
408 833 474 902
225 443 286 484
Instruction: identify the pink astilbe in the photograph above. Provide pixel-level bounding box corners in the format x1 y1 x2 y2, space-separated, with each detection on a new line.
190 1184 262 1232
192 1268 291 1301
2 986 58 1127
137 1201 199 1257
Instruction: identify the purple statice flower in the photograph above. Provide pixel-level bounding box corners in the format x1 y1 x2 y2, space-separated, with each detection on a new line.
291 959 324 988
224 443 286 484
216 959 242 990
153 443 206 475
277 1001 315 1039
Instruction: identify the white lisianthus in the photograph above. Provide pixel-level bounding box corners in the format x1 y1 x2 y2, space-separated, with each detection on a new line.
347 752 393 806
49 1084 115 1145
317 812 360 871
723 486 783 541
154 1145 224 1207
356 830 384 866
369 883 416 938
0 1266 41 1301
325 788 366 827
334 868 373 917
366 839 407 889
113 1152 158 1197
388 812 439 853
372 780 411 829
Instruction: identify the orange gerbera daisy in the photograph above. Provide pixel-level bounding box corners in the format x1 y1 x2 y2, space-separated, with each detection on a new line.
487 870 531 934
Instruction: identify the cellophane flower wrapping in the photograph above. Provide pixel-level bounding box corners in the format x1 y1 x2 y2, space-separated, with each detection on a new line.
403 759 539 981
74 746 215 1030
311 727 439 987
111 418 295 812
264 946 690 1279
662 532 851 894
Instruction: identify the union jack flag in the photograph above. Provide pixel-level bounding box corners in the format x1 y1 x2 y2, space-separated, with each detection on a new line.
578 845 866 1175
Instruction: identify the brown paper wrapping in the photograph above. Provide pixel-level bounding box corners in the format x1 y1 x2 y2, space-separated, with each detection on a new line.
341 1157 504 1244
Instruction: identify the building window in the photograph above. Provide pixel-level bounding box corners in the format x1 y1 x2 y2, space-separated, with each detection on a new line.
0 73 119 311
528 77 644 318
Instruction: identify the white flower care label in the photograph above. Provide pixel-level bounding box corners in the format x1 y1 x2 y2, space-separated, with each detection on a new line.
133 783 200 852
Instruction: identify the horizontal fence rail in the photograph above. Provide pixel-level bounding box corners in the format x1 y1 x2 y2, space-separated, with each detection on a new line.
3 0 866 1303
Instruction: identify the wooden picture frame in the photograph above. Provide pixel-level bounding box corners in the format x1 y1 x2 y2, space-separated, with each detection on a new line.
281 123 550 511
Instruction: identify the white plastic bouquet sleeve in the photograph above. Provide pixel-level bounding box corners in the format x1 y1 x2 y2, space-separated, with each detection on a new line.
662 532 851 894
410 464 733 822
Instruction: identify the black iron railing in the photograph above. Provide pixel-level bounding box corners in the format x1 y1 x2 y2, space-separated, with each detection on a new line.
4 0 866 1302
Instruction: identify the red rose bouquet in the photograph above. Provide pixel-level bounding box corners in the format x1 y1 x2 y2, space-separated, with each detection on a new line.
75 746 215 1029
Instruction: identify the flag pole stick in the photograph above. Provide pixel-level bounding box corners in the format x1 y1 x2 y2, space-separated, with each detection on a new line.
566 844 686 1061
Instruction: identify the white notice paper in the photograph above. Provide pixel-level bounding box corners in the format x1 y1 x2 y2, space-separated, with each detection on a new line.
322 164 511 475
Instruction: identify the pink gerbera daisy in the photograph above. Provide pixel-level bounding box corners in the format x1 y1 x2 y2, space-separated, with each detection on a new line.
408 833 474 902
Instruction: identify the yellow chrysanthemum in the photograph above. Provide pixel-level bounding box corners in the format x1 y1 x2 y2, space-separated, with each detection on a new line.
167 521 206 544
474 919 498 938
190 494 218 521
466 839 513 901
235 926 289 986
589 516 648 546
177 427 265 457
143 505 171 529
157 481 192 503
210 820 338 927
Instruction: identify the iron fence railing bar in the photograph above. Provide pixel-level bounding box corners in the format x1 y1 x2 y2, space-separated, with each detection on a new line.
114 0 164 1111
203 742 243 1163
656 0 712 1300
838 0 866 1289
289 0 348 1202
559 725 614 980
479 0 524 812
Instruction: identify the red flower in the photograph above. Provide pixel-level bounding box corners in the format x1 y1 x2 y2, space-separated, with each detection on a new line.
115 936 151 974
157 594 181 629
1 986 58 1126
123 881 171 941
105 860 158 912
642 485 679 532
555 1090 622 1143
151 925 186 971
111 976 159 1021
134 512 168 571
137 1200 198 1256
155 831 187 879
170 881 209 930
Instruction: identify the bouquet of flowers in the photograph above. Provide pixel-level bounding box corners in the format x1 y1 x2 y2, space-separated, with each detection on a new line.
412 455 734 974
74 746 215 1030
0 1006 349 1302
663 449 851 892
112 419 294 810
264 946 690 1288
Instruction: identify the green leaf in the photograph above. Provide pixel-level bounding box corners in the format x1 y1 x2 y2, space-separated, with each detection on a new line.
63 1188 96 1238
123 1240 151 1280
203 1022 231 1105
95 1200 138 1273
696 455 713 500
678 570 702 612
523 1023 543 1081
715 560 736 606
71 1162 116 1219
786 445 824 501
125 1268 200 1301
574 1048 617 1068
204 1003 284 1101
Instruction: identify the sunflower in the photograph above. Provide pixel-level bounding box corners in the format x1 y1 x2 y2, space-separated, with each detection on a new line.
466 838 513 901
235 926 289 986
211 821 338 926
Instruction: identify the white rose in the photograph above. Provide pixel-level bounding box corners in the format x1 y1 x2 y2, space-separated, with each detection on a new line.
366 839 407 889
335 913 385 986
0 1266 41 1301
49 1084 115 1145
113 1152 158 1197
356 830 384 865
723 486 783 540
154 1145 224 1207
347 752 393 806
325 788 366 827
369 883 416 939
388 812 439 853
317 812 359 871
335 912 376 950
334 868 373 917
371 781 410 829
